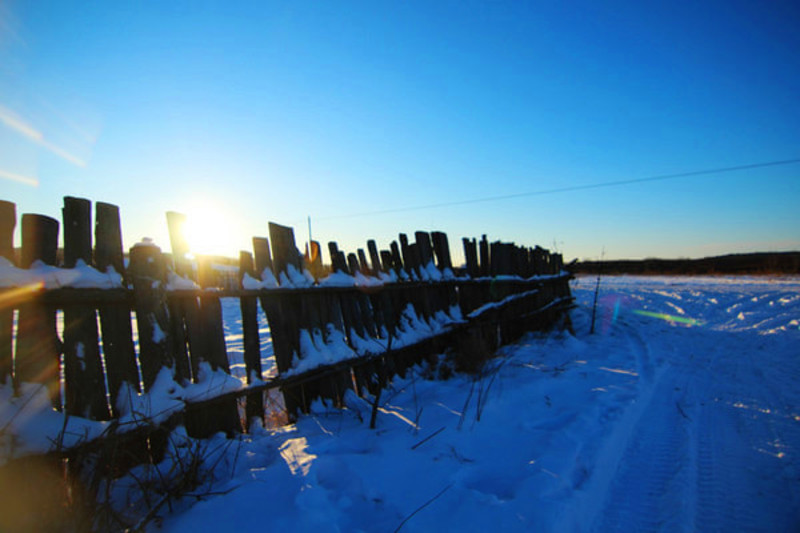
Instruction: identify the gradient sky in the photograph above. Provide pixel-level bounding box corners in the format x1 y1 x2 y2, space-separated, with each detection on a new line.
1 1 799 264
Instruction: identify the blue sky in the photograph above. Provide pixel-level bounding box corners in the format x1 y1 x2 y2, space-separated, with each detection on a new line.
1 1 798 263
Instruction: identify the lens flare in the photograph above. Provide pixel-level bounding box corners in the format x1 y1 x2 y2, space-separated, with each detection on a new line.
632 309 703 327
0 169 38 187
0 105 86 167
0 282 45 310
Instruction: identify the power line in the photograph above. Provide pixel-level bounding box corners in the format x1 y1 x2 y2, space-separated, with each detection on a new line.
320 157 800 221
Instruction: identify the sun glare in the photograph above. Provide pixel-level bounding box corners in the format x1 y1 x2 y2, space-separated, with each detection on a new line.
183 199 241 258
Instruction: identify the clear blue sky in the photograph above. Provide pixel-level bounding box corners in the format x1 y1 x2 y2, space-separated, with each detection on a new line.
1 1 799 263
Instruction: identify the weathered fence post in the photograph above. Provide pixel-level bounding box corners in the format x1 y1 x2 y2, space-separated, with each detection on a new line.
255 235 299 417
62 197 109 420
347 253 360 276
328 242 348 273
305 240 323 280
266 223 303 417
357 249 370 274
128 241 171 391
253 237 273 276
0 200 16 383
164 211 195 384
431 231 459 324
253 235 296 421
165 211 192 279
269 222 301 277
15 214 61 405
367 240 382 276
415 231 434 269
95 202 140 413
479 235 490 277
490 241 501 277
389 241 403 276
0 200 14 263
399 233 415 279
463 237 479 278
194 256 241 436
239 251 265 430
379 250 393 274
431 232 452 272
410 232 433 322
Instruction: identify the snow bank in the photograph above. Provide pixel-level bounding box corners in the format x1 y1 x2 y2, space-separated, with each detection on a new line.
279 264 315 288
0 258 123 289
241 268 279 289
0 362 250 464
0 382 107 464
157 275 800 533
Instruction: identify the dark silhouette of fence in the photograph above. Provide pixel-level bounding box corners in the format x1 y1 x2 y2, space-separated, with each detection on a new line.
0 196 572 457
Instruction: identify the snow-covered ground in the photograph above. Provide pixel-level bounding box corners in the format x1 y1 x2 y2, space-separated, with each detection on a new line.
145 276 800 532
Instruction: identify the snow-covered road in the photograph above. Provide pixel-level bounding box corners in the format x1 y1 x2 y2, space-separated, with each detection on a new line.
568 277 800 532
151 276 800 532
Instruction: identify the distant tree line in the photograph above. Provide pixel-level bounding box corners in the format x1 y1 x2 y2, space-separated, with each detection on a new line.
569 252 800 275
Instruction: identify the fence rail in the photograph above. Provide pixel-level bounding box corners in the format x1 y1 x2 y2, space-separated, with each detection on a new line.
0 196 572 460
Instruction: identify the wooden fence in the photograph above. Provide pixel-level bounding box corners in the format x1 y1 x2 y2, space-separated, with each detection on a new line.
0 196 572 455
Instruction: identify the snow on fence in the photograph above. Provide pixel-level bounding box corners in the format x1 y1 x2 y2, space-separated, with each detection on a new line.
0 197 572 463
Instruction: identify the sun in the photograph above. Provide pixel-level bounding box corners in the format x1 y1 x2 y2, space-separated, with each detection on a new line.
182 198 241 258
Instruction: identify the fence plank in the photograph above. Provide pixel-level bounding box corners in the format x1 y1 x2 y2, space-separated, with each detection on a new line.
0 200 14 263
253 238 296 419
62 197 109 420
128 242 171 391
399 233 414 278
380 250 393 274
316 278 353 407
163 212 195 384
0 201 16 383
479 234 489 277
238 251 265 430
306 240 323 280
415 231 434 267
327 242 346 273
95 202 126 281
431 231 452 271
21 214 59 268
196 257 231 372
463 238 478 278
165 211 191 278
490 242 500 277
390 241 404 274
185 256 241 436
95 202 140 412
266 223 304 418
347 253 360 276
367 240 382 275
357 249 370 275
252 237 273 276
432 232 458 318
15 214 61 406
254 240 289 372
407 241 433 323
269 222 301 278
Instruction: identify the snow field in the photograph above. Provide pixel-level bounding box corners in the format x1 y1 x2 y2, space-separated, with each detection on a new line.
147 276 800 531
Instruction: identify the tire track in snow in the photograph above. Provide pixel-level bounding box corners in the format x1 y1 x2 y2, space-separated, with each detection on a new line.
564 278 800 531
621 321 655 384
692 330 800 532
552 313 664 532
590 367 693 533
693 402 764 532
